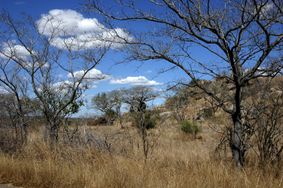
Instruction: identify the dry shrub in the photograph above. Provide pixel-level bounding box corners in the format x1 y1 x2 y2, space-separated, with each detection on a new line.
0 127 21 153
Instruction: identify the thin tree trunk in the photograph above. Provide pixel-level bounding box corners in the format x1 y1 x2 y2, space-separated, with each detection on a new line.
19 115 28 144
49 123 59 146
231 116 245 167
21 123 28 143
139 112 149 162
230 86 245 167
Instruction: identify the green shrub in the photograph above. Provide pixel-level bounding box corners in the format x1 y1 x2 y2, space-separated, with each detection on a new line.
144 112 156 129
105 109 117 125
180 120 201 137
132 110 158 129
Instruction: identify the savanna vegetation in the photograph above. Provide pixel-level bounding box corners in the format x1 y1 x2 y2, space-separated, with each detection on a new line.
0 0 282 187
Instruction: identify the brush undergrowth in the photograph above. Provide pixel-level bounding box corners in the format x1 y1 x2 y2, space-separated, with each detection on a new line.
0 141 282 188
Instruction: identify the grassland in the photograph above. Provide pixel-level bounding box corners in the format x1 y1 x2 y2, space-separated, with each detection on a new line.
0 120 282 188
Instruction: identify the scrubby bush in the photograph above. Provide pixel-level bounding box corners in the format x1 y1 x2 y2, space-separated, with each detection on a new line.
144 110 159 129
131 110 157 130
202 108 214 118
105 109 118 125
180 120 201 138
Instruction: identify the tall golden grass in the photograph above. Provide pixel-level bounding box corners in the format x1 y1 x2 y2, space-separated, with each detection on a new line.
0 125 282 188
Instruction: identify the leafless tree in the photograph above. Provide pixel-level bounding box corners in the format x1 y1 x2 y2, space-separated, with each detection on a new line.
0 12 109 144
245 77 283 167
88 0 283 167
0 56 33 144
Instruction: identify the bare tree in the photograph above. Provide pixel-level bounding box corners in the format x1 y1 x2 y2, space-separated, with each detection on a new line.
0 57 33 144
0 12 110 144
122 86 157 161
245 77 283 167
88 0 283 167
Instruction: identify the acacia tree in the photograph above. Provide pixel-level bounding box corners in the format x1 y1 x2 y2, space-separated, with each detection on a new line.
88 0 283 167
109 89 124 127
122 86 157 160
0 10 127 144
92 91 122 124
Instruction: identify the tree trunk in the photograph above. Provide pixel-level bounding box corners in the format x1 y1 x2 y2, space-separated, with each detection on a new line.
19 115 28 144
20 123 28 144
49 123 59 145
230 86 245 167
231 114 245 167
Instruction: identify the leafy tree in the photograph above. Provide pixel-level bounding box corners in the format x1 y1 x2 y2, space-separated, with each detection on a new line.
92 90 123 125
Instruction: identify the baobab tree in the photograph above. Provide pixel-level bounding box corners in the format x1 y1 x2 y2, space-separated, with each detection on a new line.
88 0 283 167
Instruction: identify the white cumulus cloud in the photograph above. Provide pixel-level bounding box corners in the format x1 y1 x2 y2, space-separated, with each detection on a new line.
0 43 31 61
36 9 132 50
110 76 162 86
65 68 110 89
0 42 48 69
49 80 87 93
68 68 110 80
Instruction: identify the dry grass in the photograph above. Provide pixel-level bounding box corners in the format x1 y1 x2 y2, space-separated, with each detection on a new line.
0 123 282 188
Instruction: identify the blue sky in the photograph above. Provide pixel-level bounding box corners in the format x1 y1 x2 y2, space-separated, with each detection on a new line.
0 0 190 116
0 0 219 116
1 0 281 118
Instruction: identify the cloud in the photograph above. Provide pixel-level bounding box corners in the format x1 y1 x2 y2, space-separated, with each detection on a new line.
0 43 31 61
68 68 110 80
52 80 73 90
39 68 110 94
36 9 132 50
110 76 162 86
0 42 49 69
61 68 109 90
49 80 86 93
36 68 109 93
37 9 104 36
